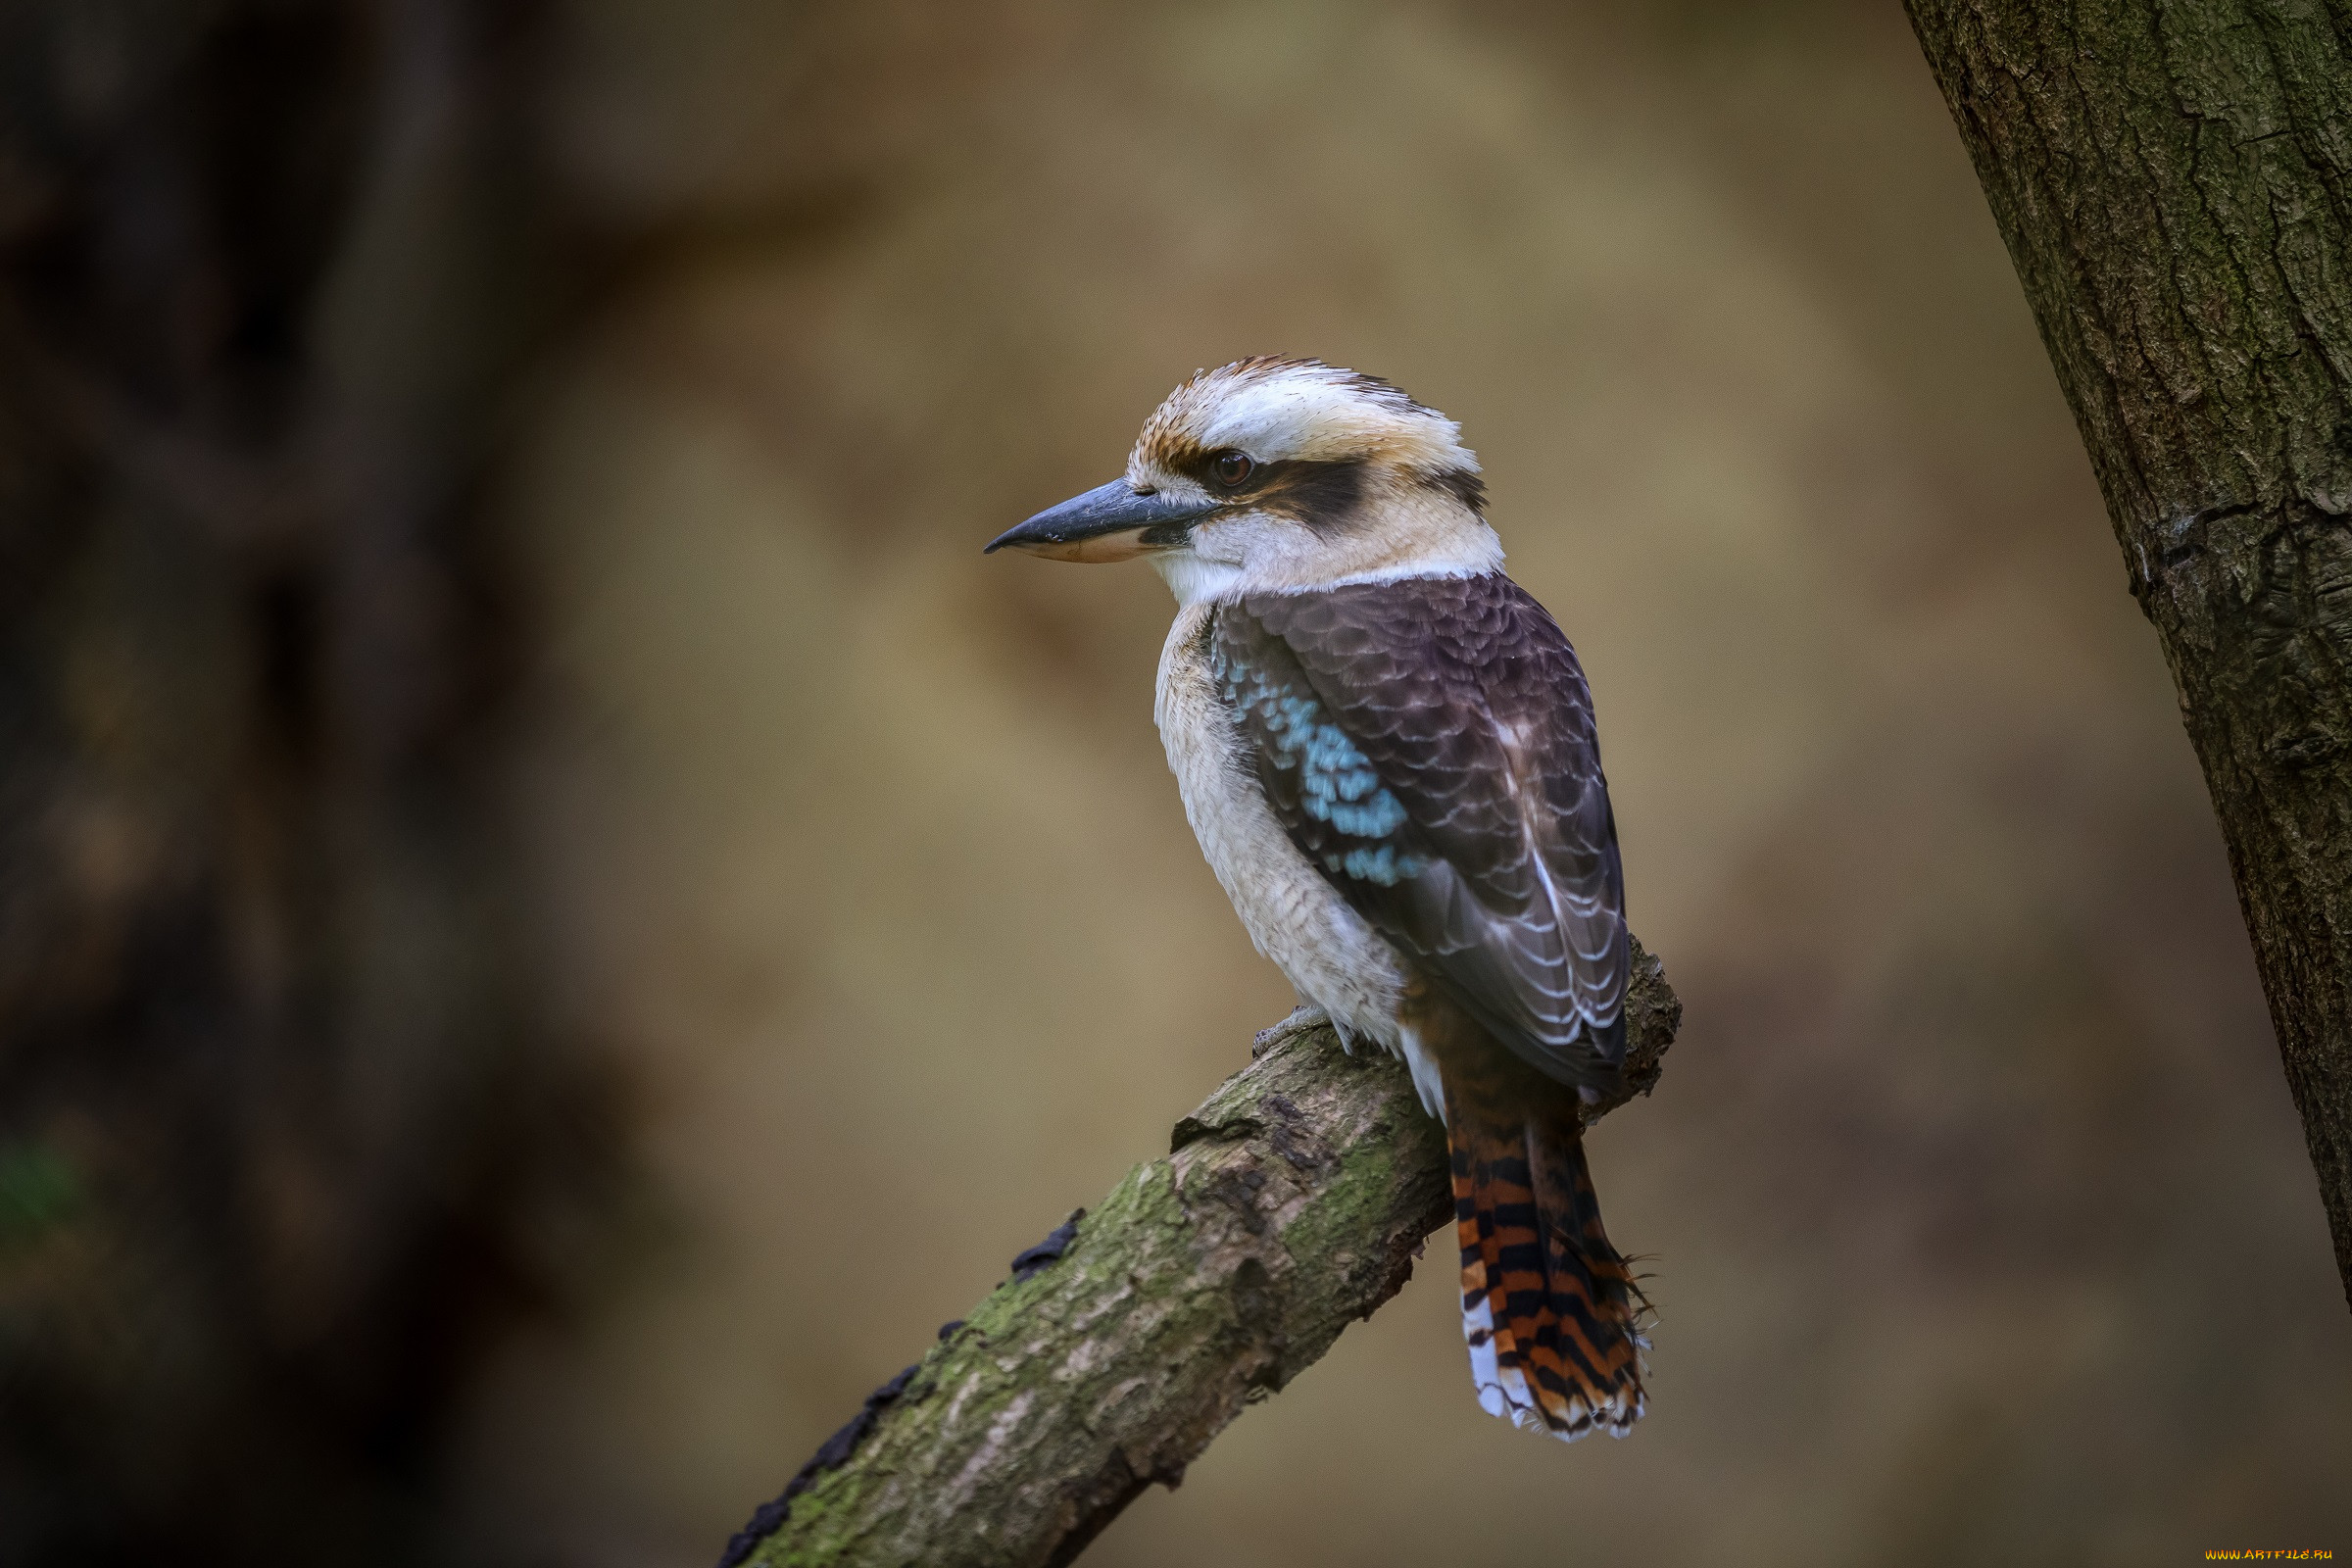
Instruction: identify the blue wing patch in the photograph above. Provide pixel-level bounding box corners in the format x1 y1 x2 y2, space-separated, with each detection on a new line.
1214 648 1426 887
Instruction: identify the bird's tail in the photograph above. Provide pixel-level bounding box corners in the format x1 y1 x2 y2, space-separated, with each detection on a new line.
1449 1095 1646 1440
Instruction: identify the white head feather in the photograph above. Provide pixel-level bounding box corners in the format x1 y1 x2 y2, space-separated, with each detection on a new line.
1125 358 1504 606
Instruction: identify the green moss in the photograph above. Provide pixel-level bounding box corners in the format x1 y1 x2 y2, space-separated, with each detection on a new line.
0 1142 80 1254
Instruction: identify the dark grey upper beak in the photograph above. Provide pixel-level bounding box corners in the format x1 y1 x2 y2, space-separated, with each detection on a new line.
985 478 1215 554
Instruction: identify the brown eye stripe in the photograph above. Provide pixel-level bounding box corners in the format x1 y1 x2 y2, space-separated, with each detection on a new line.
1151 446 1370 534
1428 466 1486 513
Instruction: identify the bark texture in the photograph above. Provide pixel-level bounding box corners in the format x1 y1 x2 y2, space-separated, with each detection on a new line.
1904 0 2352 1301
721 941 1679 1568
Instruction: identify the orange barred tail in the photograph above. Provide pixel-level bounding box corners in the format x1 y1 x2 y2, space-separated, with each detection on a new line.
1451 1107 1646 1441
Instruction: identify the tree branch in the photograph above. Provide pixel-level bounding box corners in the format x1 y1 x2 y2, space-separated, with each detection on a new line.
720 939 1680 1568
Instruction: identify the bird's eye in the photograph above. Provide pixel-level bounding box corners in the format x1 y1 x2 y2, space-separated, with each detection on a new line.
1210 449 1254 488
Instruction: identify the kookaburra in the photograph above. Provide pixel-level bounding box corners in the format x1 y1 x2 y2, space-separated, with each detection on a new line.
988 357 1645 1441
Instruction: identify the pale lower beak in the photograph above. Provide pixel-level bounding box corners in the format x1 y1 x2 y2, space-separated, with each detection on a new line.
985 478 1214 561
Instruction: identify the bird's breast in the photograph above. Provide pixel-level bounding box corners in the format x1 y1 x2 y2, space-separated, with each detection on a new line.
1154 604 1412 1049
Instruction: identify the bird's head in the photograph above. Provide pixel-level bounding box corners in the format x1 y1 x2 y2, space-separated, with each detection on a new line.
987 357 1501 604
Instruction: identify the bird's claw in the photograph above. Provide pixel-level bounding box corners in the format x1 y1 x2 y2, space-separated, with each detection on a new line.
1252 1004 1331 1059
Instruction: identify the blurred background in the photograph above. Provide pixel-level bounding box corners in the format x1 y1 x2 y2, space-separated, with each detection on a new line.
4 1 2348 1564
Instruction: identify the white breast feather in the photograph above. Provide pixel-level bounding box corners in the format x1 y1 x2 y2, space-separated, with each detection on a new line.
1155 606 1446 1118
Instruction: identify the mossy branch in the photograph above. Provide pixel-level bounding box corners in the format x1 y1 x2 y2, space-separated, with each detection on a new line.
719 939 1679 1568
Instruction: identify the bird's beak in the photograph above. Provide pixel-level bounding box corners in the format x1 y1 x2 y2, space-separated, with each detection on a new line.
985 478 1215 562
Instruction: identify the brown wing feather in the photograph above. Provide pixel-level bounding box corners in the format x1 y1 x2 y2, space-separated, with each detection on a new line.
1212 572 1628 1088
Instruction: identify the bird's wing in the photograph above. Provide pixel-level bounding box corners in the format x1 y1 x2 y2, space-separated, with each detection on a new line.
1211 573 1627 1087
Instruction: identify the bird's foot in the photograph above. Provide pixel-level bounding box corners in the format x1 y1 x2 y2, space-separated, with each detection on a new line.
1252 1004 1331 1059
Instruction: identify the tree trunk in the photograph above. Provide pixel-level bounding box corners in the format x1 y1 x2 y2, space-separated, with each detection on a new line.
1903 0 2352 1305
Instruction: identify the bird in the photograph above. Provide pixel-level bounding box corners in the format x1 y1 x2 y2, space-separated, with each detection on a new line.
986 356 1645 1442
